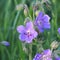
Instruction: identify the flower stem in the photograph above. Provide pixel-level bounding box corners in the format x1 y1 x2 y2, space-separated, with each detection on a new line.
29 44 32 60
13 11 20 29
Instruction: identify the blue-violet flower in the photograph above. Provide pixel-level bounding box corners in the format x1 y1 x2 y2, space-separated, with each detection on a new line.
33 49 52 60
17 21 38 43
34 12 50 32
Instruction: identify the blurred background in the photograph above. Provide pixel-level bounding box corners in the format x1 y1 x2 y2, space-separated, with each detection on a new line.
0 0 60 60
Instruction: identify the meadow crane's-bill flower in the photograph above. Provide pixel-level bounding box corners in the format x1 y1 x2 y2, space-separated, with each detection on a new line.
17 21 38 43
33 49 52 60
34 12 50 32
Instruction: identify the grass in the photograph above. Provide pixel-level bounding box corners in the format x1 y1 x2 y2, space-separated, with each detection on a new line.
0 0 60 60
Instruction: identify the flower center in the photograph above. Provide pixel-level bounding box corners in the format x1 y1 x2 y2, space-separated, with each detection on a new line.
24 30 32 37
27 30 32 37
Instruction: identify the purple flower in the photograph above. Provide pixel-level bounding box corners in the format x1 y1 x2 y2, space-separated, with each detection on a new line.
41 49 52 60
34 12 50 32
58 28 60 34
0 41 10 46
33 49 52 60
17 21 38 43
33 53 42 60
55 57 60 60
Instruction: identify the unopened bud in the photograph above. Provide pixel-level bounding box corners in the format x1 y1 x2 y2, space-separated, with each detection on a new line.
24 17 31 24
35 10 40 16
16 4 24 11
24 4 28 16
50 41 59 49
33 1 40 11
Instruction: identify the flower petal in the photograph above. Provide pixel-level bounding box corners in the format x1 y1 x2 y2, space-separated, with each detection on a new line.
43 23 50 29
37 12 44 20
25 36 33 43
38 25 44 32
32 30 38 38
34 12 44 25
17 25 25 33
33 53 42 60
43 49 52 56
19 34 26 41
43 15 50 22
26 21 33 29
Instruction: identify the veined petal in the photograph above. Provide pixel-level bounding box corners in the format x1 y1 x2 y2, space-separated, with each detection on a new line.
43 15 50 22
25 36 33 43
38 25 44 32
43 23 50 29
19 34 26 41
17 25 25 33
36 12 44 20
34 12 44 25
32 30 38 38
42 49 52 56
26 21 33 29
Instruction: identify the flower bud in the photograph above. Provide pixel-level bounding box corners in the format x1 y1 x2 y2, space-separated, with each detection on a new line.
16 4 24 11
24 17 32 25
0 41 10 46
24 4 28 16
50 41 59 49
35 10 40 16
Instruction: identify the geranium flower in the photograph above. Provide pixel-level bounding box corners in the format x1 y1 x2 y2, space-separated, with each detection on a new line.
33 49 52 60
17 21 38 43
34 12 50 32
